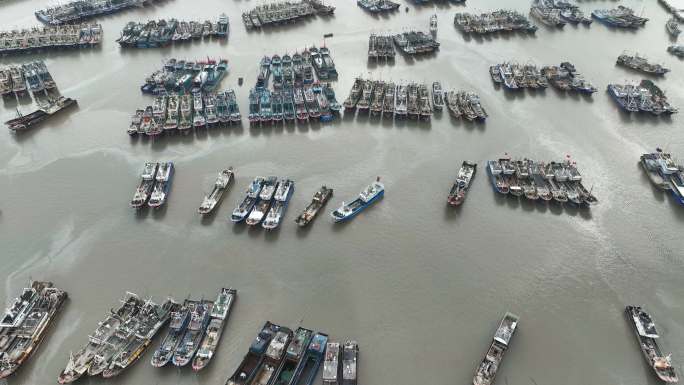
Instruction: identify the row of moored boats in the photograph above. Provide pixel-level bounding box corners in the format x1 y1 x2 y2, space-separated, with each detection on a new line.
242 0 335 30
0 24 101 55
607 80 677 115
491 62 596 94
117 15 229 48
141 57 228 95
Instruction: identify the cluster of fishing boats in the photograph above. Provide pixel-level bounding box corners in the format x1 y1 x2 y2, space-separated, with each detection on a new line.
592 6 648 29
616 53 670 76
486 156 598 207
128 89 241 136
151 288 236 371
641 149 684 205
539 62 597 94
392 30 439 55
0 23 101 55
117 15 229 48
607 80 677 115
454 10 538 34
368 34 396 60
444 90 488 121
0 281 68 380
0 61 57 99
141 57 228 95
530 0 591 27
35 0 163 25
489 62 548 90
357 0 399 14
242 0 334 30
130 162 174 209
57 293 177 383
668 44 684 57
343 78 440 121
230 176 296 229
226 322 358 385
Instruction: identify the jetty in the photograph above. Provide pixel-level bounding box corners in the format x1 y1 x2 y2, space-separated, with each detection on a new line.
36 0 165 25
0 24 101 55
454 10 537 34
368 34 395 60
118 15 229 48
242 0 334 30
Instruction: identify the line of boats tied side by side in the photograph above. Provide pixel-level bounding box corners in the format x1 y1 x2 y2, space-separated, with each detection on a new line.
607 80 677 116
367 27 440 59
529 0 591 27
490 62 596 94
248 48 339 125
35 0 166 26
0 23 101 55
0 282 678 384
454 10 538 34
130 162 174 208
56 288 236 383
616 52 670 76
343 78 488 122
117 14 229 48
242 0 335 30
141 57 228 95
224 322 358 385
357 0 400 14
641 149 684 206
2 61 77 132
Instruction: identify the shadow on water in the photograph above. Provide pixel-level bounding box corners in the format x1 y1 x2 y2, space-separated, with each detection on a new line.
231 221 247 235
151 204 168 220
295 223 314 238
134 207 150 221
443 204 462 220
492 191 594 219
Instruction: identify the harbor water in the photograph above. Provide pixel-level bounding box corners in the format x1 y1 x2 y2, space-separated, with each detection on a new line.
1 0 684 384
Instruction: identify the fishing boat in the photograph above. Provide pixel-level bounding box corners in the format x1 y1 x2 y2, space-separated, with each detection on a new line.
356 80 373 113
304 87 320 119
128 109 144 135
625 306 678 383
432 82 444 111
225 322 278 385
263 179 295 230
331 177 384 223
131 162 159 208
150 302 191 367
382 82 396 118
640 150 674 190
341 341 358 385
343 78 363 111
447 161 477 206
249 88 260 124
270 327 313 385
666 17 681 37
486 160 509 194
472 312 519 385
204 93 219 126
250 326 293 385
192 288 237 371
101 299 178 378
291 332 328 385
148 162 174 208
172 300 212 367
283 89 296 122
530 162 552 201
246 176 278 226
295 186 333 227
193 92 206 128
231 177 266 223
260 89 273 123
0 282 68 380
199 168 235 215
179 95 193 132
295 88 309 121
322 342 340 385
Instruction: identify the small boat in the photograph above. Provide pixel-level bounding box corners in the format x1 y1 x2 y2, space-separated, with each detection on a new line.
128 109 144 135
270 327 313 385
295 186 333 227
225 322 278 385
625 306 678 383
429 14 437 33
150 303 191 367
641 150 673 191
198 168 235 215
331 178 384 223
148 162 174 208
263 178 295 230
486 160 509 194
341 341 358 385
131 162 159 208
322 342 340 385
472 312 519 385
432 82 444 111
193 92 206 128
192 288 237 371
172 300 212 367
447 161 477 206
246 176 278 226
231 177 266 223
291 333 329 385
250 326 293 385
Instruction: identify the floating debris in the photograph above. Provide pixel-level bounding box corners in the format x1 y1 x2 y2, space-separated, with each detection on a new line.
140 58 228 95
368 34 395 60
487 156 598 206
667 44 684 57
0 281 68 380
607 80 677 115
118 15 229 48
540 62 597 94
616 53 670 76
489 62 548 90
357 0 399 13
392 30 439 55
591 6 648 28
0 23 101 55
454 10 537 34
242 0 334 30
36 0 165 25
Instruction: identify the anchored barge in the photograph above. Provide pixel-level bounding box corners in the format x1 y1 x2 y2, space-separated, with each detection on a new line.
625 306 678 383
5 96 77 132
295 186 333 227
199 168 235 215
0 281 67 379
331 177 384 223
193 288 237 371
225 321 278 385
473 312 519 385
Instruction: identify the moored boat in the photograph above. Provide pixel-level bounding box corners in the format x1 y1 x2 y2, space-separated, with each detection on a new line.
192 288 237 371
150 302 191 367
246 176 278 226
250 326 293 385
625 306 678 383
271 327 313 385
641 150 674 191
231 177 266 223
341 341 358 385
171 300 213 367
199 168 235 215
148 162 174 208
322 342 340 385
224 322 278 385
291 332 328 385
331 178 384 223
447 161 477 206
295 186 333 227
486 160 509 194
131 162 159 208
472 312 519 385
263 178 295 230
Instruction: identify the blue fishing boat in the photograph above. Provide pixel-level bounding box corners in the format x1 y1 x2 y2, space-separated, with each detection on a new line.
225 322 278 385
172 300 212 367
290 332 328 385
148 162 174 208
231 177 266 222
263 179 295 230
331 177 384 223
271 327 313 385
151 303 191 367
